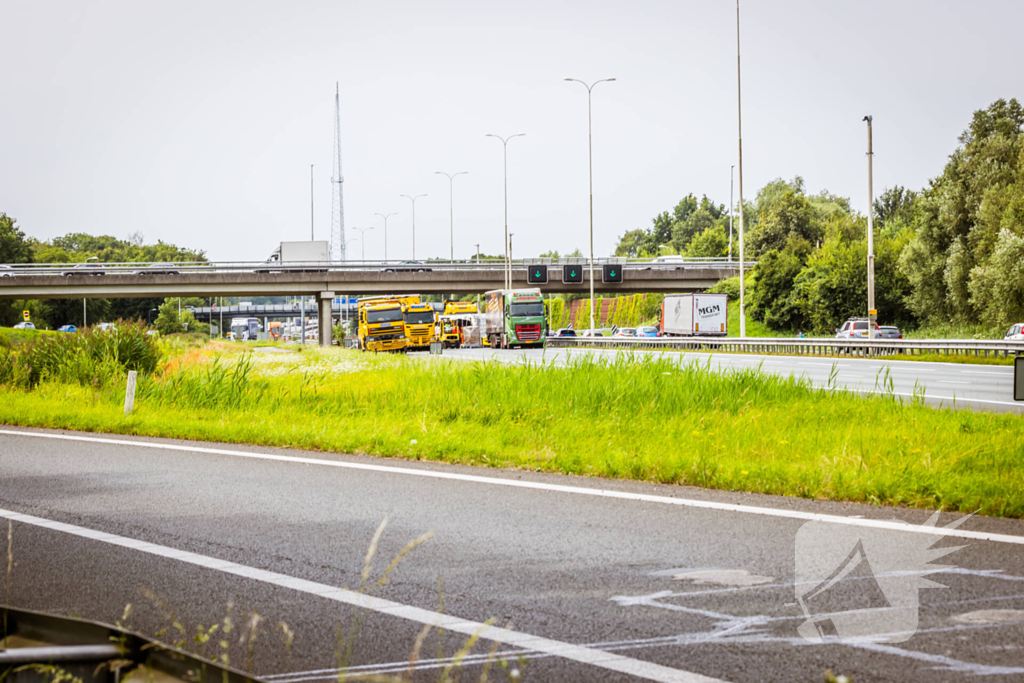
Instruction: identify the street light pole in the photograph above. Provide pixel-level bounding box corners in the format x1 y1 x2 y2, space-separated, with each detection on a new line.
310 164 315 241
736 0 747 338
435 171 468 261
373 213 397 263
565 77 615 333
729 165 735 261
485 133 525 289
399 194 427 260
353 227 374 262
864 115 876 340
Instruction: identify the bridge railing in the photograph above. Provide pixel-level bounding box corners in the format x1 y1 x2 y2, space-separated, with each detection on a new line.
1 258 753 277
546 335 1024 359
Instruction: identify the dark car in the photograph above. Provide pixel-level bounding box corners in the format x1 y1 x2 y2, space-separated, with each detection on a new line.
878 326 902 339
381 261 433 273
133 263 180 275
62 262 105 276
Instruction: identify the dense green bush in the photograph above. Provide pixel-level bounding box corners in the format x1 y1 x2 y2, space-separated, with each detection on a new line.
0 321 160 388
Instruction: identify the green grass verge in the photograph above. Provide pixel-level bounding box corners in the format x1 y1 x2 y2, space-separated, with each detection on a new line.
1 347 1022 517
0 327 56 349
875 353 1013 366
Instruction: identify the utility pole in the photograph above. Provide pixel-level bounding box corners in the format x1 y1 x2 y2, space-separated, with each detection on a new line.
864 115 876 340
736 0 747 338
400 194 427 260
310 164 315 241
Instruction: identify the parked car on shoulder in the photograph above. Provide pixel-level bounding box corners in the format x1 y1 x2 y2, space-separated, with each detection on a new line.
878 325 902 339
553 328 576 337
62 262 105 276
13 321 35 329
1005 323 1024 341
57 325 78 333
614 327 637 337
835 318 880 339
636 325 660 337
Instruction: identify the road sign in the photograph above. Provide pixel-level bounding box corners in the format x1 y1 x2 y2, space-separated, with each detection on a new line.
602 264 623 283
23 310 30 321
562 265 583 284
527 265 548 284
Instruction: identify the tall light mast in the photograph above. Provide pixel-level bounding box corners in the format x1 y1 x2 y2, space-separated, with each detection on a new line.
330 82 347 262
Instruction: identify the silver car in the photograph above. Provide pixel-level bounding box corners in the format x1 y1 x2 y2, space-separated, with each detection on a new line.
836 319 881 339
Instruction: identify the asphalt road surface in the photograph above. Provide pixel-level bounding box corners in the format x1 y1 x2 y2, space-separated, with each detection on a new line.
434 346 1022 413
2 427 1023 682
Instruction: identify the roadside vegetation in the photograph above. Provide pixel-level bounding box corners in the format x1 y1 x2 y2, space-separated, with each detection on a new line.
1 338 1021 518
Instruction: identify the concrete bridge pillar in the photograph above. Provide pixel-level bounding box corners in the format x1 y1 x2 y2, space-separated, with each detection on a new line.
318 291 334 347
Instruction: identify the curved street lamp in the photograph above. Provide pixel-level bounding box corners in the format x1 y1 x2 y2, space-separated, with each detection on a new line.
485 133 526 288
564 77 616 333
399 194 427 260
352 226 374 262
435 171 468 261
373 213 397 263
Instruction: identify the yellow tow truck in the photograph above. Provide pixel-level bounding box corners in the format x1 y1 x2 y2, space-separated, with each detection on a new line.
439 300 480 348
357 297 407 352
399 295 436 350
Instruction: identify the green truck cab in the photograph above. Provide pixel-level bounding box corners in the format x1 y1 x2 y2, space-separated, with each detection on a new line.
484 289 547 349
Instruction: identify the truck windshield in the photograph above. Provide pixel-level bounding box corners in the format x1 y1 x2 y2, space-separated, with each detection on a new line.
510 302 544 317
404 311 434 325
367 309 403 323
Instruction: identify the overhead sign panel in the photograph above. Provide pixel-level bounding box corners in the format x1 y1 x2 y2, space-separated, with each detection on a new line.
602 264 623 284
528 265 548 284
562 265 583 284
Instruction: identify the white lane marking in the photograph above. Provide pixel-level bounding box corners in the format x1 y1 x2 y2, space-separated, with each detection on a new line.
963 371 1013 376
0 507 723 683
938 381 972 385
1 429 1022 546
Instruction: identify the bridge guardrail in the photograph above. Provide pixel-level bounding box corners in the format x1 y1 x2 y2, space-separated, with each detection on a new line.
546 335 1024 359
0 258 753 277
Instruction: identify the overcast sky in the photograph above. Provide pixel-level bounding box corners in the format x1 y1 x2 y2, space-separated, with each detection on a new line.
2 0 1022 262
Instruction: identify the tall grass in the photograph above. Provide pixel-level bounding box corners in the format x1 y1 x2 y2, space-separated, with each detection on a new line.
0 322 160 388
2 347 1021 516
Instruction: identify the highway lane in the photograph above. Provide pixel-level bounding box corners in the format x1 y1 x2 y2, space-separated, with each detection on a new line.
434 346 1021 412
2 427 1024 682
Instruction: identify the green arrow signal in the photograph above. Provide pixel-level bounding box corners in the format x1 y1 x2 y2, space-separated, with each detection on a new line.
610 270 617 277
570 270 577 277
535 270 541 277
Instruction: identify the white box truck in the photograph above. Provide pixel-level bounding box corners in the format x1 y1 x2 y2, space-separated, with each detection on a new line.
661 293 728 336
261 241 329 272
272 241 329 263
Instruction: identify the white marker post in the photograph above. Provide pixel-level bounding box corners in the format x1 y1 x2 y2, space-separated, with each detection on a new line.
123 371 138 415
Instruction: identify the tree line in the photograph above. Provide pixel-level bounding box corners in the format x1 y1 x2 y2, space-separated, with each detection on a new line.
0 219 207 330
615 98 1024 335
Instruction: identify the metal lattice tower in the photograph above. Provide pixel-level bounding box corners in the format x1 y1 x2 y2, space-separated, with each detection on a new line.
330 82 346 262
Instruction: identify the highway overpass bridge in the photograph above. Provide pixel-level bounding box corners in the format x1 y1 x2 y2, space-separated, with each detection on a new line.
0 258 745 346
